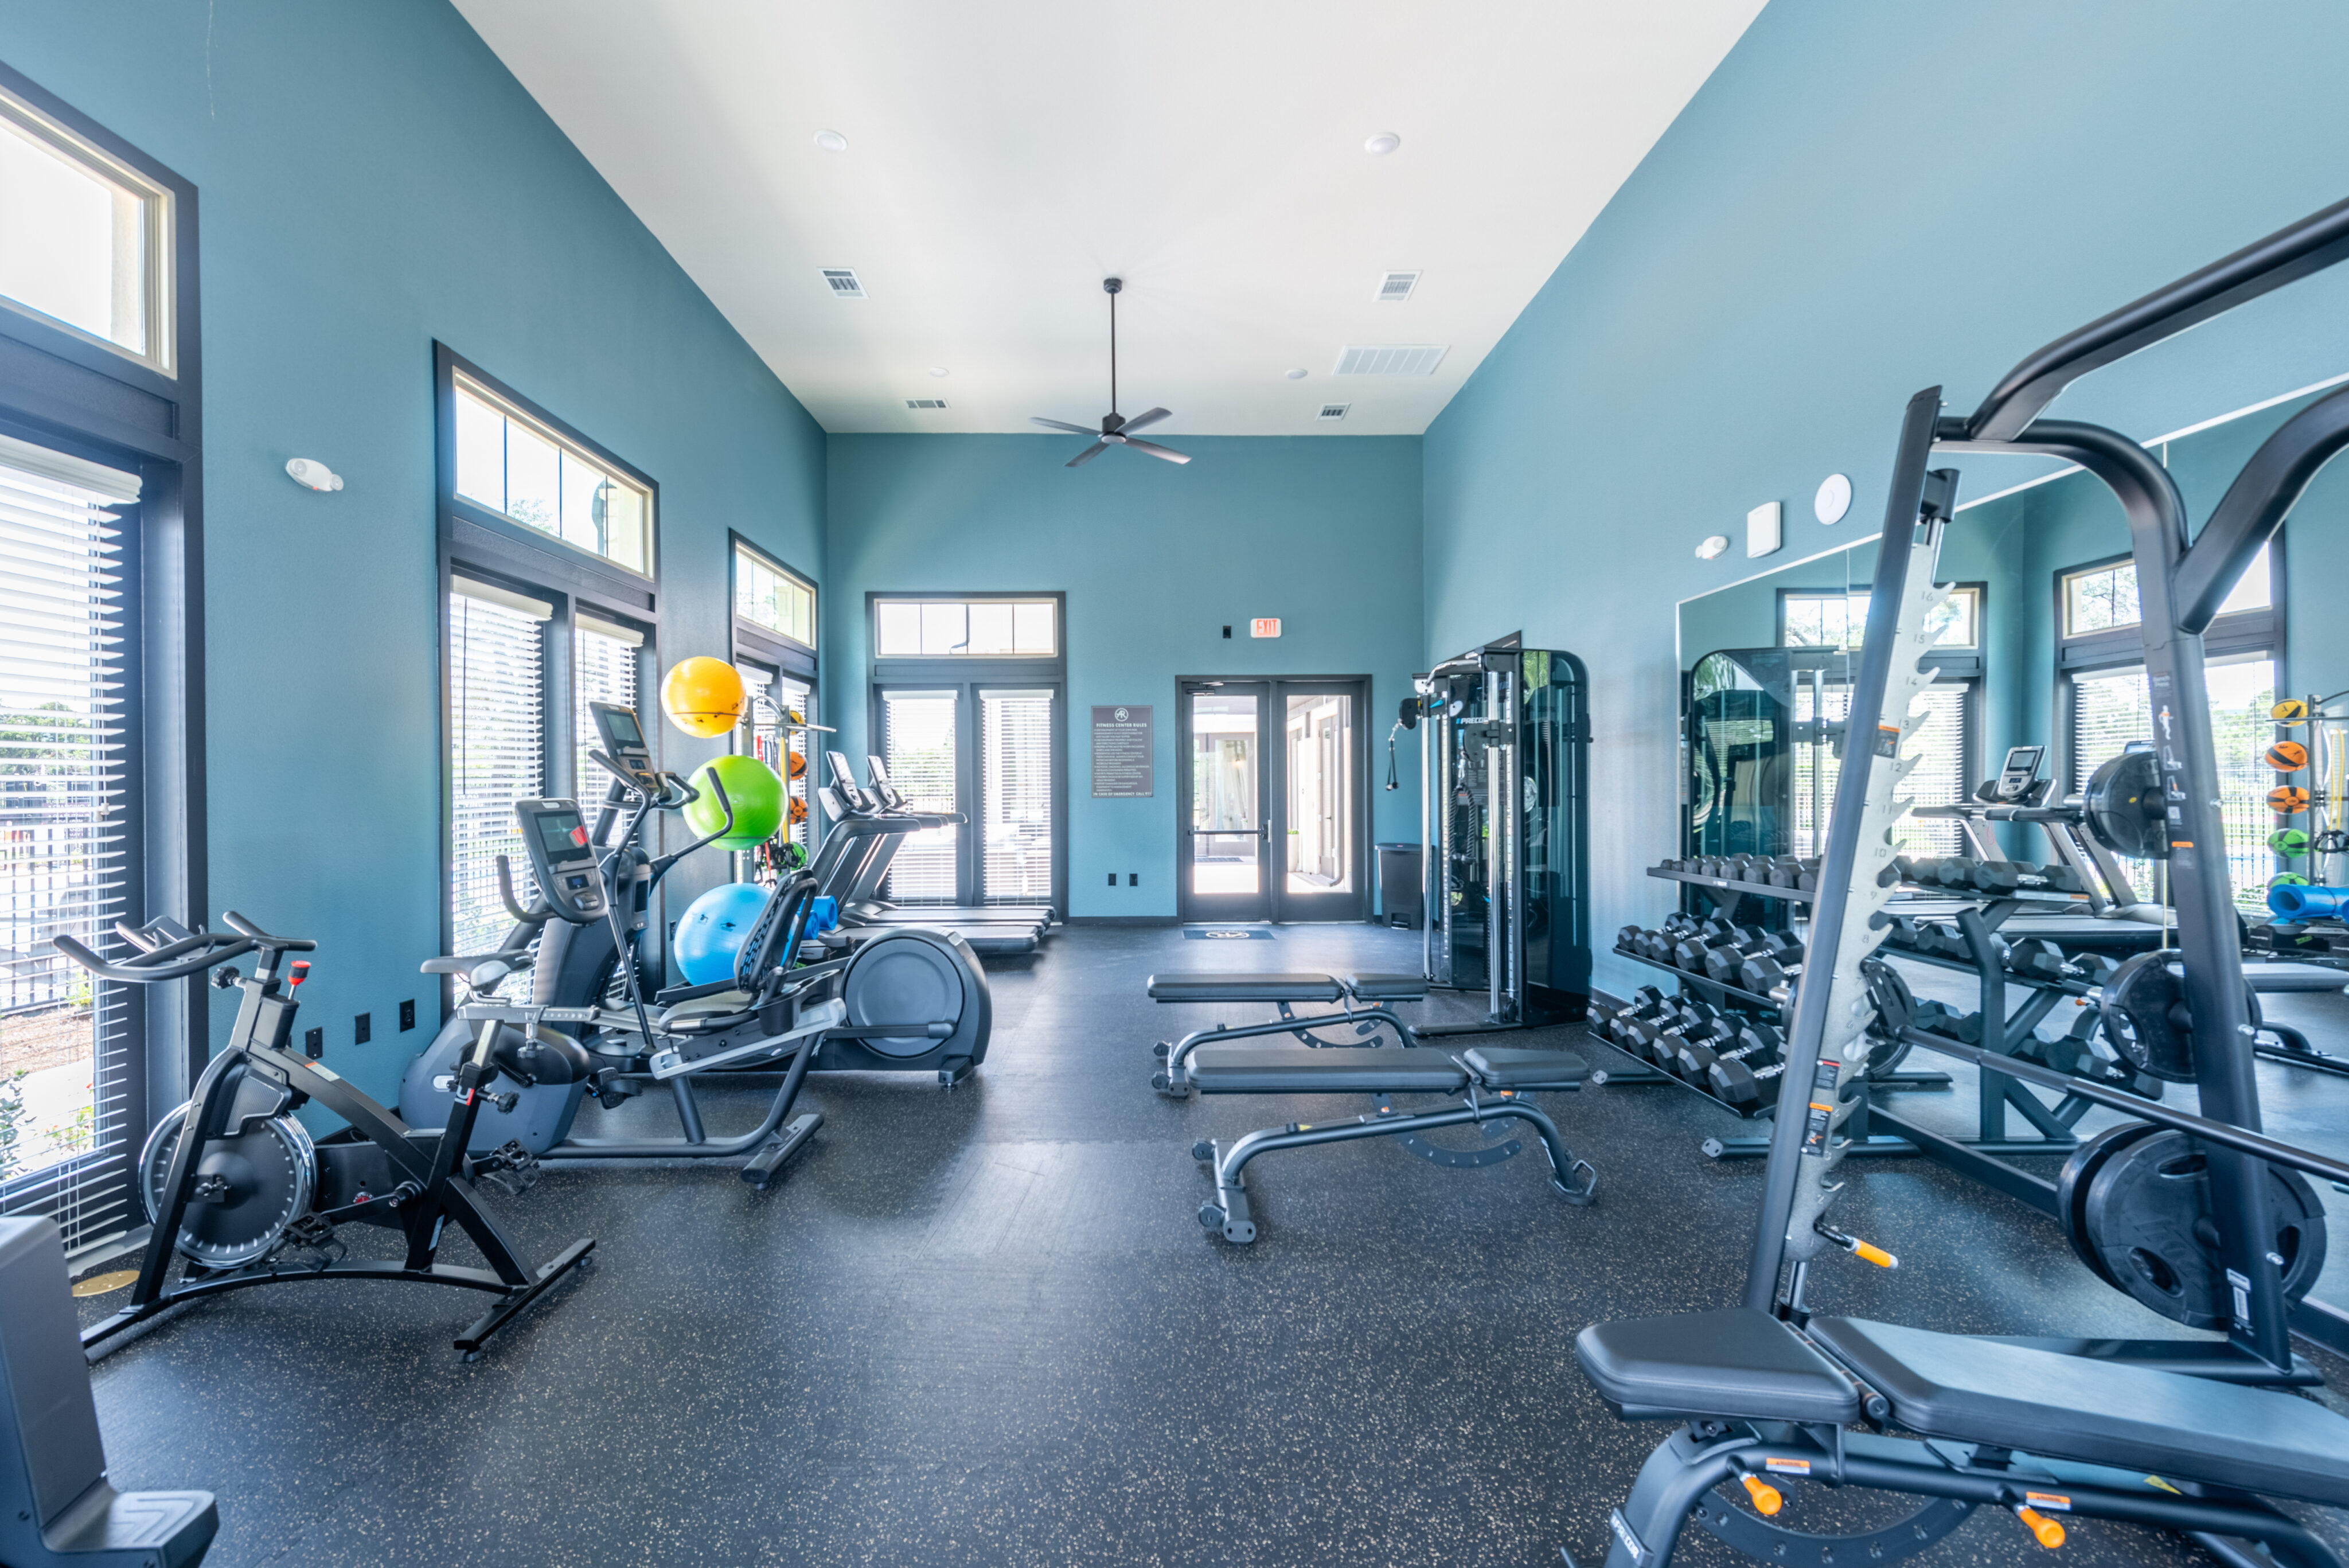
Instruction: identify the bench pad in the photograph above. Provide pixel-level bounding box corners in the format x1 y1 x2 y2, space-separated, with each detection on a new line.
1808 1316 2349 1505
1462 1047 1587 1087
1575 1310 1859 1424
2238 960 2347 993
1187 1046 1469 1095
1344 972 1430 1001
1148 972 1342 1003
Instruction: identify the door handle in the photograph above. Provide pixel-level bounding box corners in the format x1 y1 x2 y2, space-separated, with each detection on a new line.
1184 825 1267 837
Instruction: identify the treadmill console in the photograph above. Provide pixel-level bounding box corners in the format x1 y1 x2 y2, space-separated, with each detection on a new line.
865 755 909 811
587 700 661 794
827 752 877 815
1993 744 2046 802
513 799 611 924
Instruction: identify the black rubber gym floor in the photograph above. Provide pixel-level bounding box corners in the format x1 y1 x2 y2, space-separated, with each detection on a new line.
76 925 2349 1567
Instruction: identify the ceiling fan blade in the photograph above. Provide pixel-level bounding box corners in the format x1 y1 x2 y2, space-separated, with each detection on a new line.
1118 407 1172 435
1032 416 1099 436
1066 440 1112 469
1122 437 1192 465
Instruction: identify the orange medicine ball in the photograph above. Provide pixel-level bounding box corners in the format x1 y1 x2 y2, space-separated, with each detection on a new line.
2268 740 2310 771
2270 785 2312 815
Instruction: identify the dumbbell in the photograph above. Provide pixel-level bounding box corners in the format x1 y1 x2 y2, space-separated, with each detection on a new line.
1702 930 1773 983
1969 860 2027 894
1880 915 1921 948
1759 931 1805 963
1711 1055 1789 1112
2067 952 2120 987
2033 1006 2102 1076
1738 951 1799 998
1616 923 1647 955
2007 937 2067 983
1635 929 1675 964
1664 1017 1738 1079
1597 985 1668 1043
1796 857 1822 892
2036 862 2087 894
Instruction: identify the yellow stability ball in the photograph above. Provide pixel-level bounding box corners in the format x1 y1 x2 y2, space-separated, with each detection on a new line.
661 657 747 738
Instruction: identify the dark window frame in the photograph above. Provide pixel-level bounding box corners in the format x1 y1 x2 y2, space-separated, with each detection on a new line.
0 59 203 1244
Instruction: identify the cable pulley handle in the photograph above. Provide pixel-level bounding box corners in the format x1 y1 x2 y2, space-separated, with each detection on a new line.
53 930 256 984
219 911 318 953
494 856 556 927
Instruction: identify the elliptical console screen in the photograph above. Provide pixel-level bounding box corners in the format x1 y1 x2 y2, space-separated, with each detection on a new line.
513 799 610 924
589 701 659 788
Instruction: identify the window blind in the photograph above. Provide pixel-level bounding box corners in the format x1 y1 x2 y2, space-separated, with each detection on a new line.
2071 659 2274 908
981 689 1052 904
572 620 639 806
0 452 136 1250
881 689 959 904
450 582 546 955
1790 681 1967 859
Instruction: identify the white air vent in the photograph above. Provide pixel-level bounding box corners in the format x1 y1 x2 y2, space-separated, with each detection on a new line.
904 398 948 410
821 268 866 298
1317 404 1350 421
1335 344 1447 376
1376 271 1421 302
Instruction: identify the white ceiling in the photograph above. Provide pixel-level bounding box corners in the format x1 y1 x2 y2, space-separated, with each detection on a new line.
452 0 1766 437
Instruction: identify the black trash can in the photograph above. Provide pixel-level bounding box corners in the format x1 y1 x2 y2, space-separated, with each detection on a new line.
1376 842 1424 929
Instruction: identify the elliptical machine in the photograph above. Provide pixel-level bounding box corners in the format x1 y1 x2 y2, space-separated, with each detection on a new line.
53 914 594 1360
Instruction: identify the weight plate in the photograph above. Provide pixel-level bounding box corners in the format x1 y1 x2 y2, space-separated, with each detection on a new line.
138 1101 317 1269
2083 751 2167 861
2056 1121 2164 1292
2267 740 2310 772
2098 954 2200 1083
2079 1128 2328 1330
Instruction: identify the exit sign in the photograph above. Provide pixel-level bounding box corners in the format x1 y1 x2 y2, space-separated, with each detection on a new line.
1250 618 1282 638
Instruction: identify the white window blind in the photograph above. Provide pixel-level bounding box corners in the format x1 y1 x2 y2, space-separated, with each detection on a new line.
571 617 640 807
2073 659 2274 908
0 450 136 1248
981 689 1052 904
450 582 547 955
1790 681 1967 859
881 689 958 904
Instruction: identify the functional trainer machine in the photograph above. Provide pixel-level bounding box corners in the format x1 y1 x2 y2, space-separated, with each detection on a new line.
1570 196 2349 1568
1414 641 1591 1029
54 915 594 1360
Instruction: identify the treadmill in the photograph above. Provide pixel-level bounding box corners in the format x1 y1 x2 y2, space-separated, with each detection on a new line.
813 752 1051 950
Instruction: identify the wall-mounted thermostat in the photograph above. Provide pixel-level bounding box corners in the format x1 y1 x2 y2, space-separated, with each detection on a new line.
1746 500 1782 558
1251 618 1281 638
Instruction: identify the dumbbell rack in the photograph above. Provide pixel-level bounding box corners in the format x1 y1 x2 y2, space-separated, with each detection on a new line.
1620 865 2147 1211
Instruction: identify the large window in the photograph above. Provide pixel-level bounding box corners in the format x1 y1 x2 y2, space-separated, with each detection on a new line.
880 689 960 903
439 348 660 973
981 689 1056 904
2063 543 2271 638
452 372 651 576
875 598 1058 658
0 85 170 372
1781 586 1979 651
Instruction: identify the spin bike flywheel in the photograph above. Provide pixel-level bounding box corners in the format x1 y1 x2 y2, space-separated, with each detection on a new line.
139 1102 317 1268
2057 1122 2327 1330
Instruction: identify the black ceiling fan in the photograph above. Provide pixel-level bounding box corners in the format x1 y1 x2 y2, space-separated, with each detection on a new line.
1032 276 1191 468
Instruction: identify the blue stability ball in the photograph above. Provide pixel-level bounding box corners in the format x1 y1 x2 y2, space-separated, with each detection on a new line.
673 882 771 985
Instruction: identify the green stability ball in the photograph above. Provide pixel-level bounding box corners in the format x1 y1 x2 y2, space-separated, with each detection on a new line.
682 754 785 849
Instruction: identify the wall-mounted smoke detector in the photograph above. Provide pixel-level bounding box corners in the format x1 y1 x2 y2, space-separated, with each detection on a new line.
821 268 866 299
904 398 948 410
1375 271 1421 302
1335 344 1447 376
1317 404 1351 421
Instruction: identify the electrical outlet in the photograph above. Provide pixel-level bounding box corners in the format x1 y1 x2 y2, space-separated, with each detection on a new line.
303 1027 323 1058
354 1012 371 1044
1129 873 1138 886
399 999 416 1032
1107 871 1117 886
1222 625 1232 639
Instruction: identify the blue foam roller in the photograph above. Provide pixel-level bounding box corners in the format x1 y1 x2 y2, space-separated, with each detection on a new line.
2268 883 2349 922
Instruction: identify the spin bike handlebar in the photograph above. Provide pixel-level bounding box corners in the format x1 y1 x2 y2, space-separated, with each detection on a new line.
53 911 312 984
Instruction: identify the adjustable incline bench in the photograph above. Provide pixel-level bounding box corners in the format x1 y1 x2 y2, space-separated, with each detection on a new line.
1574 1307 2349 1567
1146 970 1430 1097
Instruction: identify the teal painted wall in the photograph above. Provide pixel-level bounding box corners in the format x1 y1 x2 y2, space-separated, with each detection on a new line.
1424 0 2349 998
0 2 826 1103
824 434 1423 919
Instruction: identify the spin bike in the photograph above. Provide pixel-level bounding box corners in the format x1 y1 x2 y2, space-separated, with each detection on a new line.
53 914 594 1360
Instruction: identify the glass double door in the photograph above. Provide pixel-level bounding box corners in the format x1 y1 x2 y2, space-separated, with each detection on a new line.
1179 679 1365 922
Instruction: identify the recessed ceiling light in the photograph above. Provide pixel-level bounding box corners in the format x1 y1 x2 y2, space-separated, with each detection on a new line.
814 130 849 153
929 366 950 377
1364 132 1401 155
1285 368 1308 380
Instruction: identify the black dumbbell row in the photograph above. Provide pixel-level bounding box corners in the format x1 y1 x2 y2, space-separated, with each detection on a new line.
1590 989 1789 1113
1876 920 2121 992
1890 855 2089 896
1614 915 1805 997
1655 854 1822 891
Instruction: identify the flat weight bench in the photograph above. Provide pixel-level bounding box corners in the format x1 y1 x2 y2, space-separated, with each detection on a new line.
1187 1044 1597 1244
1572 1306 2349 1568
1146 970 1430 1097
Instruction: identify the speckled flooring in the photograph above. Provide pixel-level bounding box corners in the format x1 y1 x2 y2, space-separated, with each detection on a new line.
73 924 2349 1567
